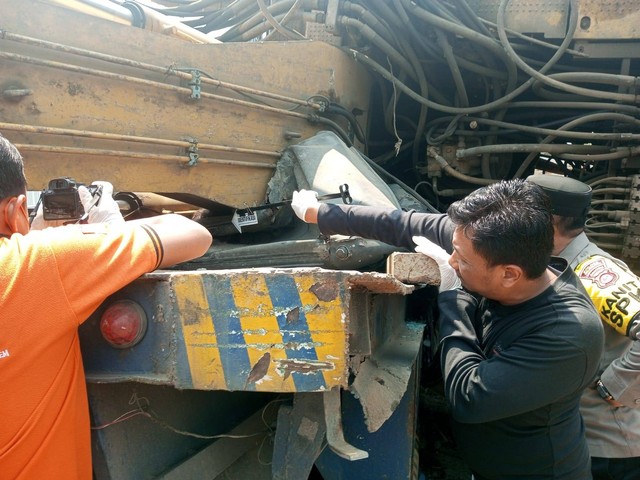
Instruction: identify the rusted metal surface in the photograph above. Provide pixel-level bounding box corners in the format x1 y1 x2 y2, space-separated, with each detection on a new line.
467 0 640 40
79 267 420 394
351 321 425 432
0 0 371 208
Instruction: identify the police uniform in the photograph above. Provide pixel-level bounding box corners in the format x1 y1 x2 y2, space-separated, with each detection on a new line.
528 175 640 479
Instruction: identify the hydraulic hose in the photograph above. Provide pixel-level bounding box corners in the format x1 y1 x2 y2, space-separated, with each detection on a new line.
347 0 579 115
257 0 305 40
512 112 640 178
398 0 517 93
431 151 496 185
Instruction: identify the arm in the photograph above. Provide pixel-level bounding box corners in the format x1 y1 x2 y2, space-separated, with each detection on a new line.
127 214 212 268
291 190 455 252
574 254 640 406
318 204 454 252
37 213 211 323
599 340 640 407
33 179 211 272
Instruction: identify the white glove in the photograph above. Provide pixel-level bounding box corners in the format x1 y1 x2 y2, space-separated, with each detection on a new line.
412 235 461 292
291 189 320 222
78 181 125 226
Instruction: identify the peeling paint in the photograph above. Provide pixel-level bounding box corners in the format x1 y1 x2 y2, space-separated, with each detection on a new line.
285 306 300 324
245 352 271 386
310 281 339 301
276 358 334 379
254 374 273 385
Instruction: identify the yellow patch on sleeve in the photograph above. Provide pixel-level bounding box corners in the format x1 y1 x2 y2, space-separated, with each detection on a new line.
575 255 640 336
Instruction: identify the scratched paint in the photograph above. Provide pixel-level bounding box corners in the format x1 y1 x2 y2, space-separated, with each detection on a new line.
295 275 348 388
231 274 296 392
174 271 350 393
173 275 227 390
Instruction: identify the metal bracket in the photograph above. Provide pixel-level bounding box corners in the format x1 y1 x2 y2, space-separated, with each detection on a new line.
187 69 201 99
622 175 640 260
323 387 369 461
325 0 340 34
185 138 199 166
272 393 327 480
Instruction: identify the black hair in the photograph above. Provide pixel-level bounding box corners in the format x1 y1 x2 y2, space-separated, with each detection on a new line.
0 134 27 201
447 179 554 279
553 214 586 237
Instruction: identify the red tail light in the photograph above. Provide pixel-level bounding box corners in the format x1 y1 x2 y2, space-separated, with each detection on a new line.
100 300 147 349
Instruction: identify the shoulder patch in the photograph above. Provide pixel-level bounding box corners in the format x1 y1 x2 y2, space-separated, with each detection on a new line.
575 255 640 336
576 256 619 288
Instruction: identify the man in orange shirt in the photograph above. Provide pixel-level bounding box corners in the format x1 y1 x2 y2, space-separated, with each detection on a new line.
0 134 212 479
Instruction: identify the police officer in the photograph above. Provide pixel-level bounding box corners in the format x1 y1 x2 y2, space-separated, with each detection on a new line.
528 174 640 480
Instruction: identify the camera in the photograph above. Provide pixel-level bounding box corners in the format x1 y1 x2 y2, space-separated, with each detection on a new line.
42 177 102 221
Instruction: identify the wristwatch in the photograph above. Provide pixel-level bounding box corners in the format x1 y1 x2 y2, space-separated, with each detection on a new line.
595 379 615 401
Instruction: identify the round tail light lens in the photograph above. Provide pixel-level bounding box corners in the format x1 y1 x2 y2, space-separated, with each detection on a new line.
100 300 147 349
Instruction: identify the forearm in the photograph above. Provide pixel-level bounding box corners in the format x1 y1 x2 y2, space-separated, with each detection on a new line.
600 340 640 407
438 290 488 423
129 214 213 268
317 204 454 252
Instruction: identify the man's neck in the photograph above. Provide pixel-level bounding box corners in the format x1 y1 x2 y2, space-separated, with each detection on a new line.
553 229 583 255
497 269 558 306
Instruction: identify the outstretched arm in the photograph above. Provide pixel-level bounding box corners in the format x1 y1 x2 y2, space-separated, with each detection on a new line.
128 214 212 268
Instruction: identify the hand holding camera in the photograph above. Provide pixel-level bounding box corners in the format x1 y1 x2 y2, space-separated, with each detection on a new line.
77 181 124 226
31 178 124 229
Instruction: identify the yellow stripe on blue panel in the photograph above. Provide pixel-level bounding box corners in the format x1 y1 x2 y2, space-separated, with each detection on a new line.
230 274 295 392
176 270 349 392
294 273 348 389
173 275 227 390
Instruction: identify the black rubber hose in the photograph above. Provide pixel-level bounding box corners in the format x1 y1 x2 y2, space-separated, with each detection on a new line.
324 103 367 144
450 0 494 38
398 0 517 93
511 112 640 178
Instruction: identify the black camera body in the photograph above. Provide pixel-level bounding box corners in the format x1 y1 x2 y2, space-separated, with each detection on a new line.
42 177 102 221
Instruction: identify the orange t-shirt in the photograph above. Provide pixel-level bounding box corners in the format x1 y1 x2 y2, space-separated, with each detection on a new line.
0 223 160 479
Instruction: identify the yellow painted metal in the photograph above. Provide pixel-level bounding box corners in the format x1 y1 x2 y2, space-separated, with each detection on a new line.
0 0 372 208
173 274 228 391
230 274 296 392
295 273 348 389
169 269 355 393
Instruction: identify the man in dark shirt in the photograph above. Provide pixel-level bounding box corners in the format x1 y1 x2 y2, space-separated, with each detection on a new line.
292 179 604 479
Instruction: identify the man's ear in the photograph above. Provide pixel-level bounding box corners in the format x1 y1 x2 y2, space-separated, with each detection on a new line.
501 264 523 288
5 194 28 234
